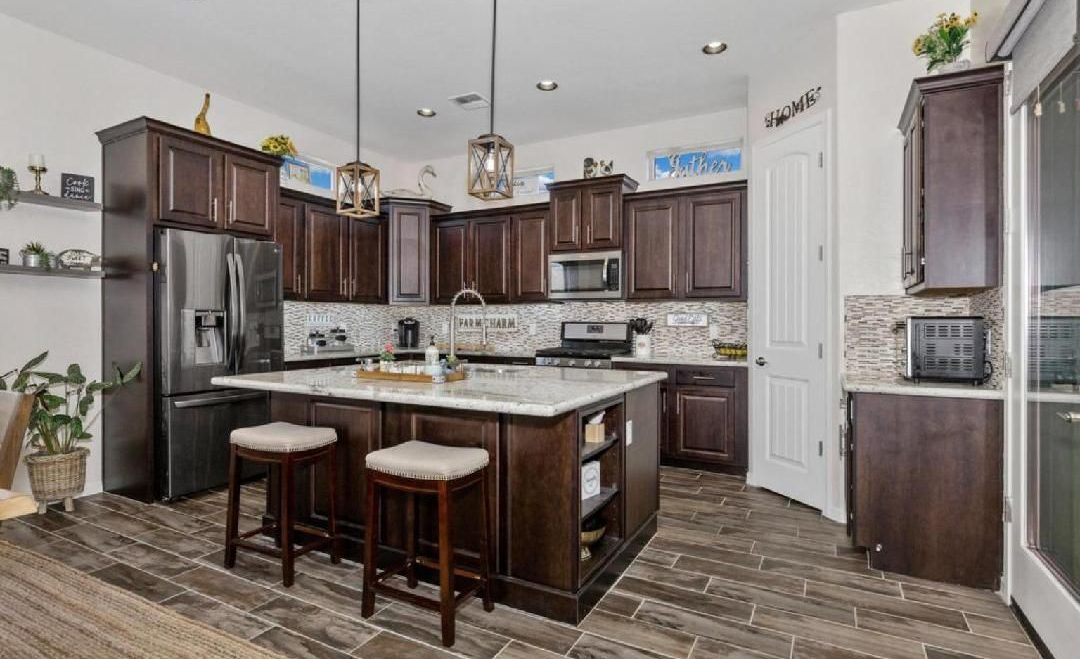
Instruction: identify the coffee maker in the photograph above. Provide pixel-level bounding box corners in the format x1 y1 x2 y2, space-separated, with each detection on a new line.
398 318 420 348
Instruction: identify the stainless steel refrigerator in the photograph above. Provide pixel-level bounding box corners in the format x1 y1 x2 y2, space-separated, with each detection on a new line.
156 228 283 500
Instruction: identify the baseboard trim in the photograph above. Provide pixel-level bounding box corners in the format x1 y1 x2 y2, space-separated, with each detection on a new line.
1011 598 1059 659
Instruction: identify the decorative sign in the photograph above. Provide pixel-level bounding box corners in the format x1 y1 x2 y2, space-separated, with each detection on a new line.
667 312 708 327
60 173 94 202
649 142 742 180
280 154 335 196
0 248 8 265
456 313 519 333
765 86 822 129
512 167 555 196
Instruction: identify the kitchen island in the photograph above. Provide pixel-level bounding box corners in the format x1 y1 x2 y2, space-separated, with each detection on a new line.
211 365 665 623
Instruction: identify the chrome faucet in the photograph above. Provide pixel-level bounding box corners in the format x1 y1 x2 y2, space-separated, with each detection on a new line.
449 287 487 359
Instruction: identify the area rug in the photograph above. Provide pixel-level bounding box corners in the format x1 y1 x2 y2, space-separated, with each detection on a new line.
0 540 282 659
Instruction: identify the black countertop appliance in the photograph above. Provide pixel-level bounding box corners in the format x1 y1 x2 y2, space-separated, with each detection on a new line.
398 317 420 348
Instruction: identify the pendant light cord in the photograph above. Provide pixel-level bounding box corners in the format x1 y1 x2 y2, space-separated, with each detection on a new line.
355 0 361 163
489 0 496 135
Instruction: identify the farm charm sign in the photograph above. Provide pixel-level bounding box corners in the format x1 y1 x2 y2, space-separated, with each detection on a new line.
765 86 822 129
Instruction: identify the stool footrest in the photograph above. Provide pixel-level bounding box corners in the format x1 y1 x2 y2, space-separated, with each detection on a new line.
371 569 482 613
414 556 481 581
231 536 334 561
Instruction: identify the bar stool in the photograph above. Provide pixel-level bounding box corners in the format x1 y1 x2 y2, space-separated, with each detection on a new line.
361 440 494 647
224 421 340 587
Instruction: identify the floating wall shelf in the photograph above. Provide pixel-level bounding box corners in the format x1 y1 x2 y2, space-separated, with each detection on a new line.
13 192 101 212
0 264 104 279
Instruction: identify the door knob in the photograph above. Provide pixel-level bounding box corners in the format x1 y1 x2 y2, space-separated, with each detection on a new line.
755 357 767 366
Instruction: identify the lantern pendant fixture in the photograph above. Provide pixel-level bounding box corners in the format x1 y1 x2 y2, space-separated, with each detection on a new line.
467 0 514 200
336 0 380 218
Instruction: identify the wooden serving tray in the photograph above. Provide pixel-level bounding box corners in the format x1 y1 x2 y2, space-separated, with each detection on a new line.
354 369 467 384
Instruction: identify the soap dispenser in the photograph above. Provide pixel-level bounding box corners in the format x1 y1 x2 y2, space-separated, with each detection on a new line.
425 335 439 365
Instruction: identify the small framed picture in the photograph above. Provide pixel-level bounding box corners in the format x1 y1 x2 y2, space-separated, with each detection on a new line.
0 248 8 265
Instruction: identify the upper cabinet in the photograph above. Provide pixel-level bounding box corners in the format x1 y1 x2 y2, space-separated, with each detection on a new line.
387 198 450 305
431 213 516 304
547 175 638 252
511 210 549 302
349 217 387 304
304 202 348 302
223 154 276 237
899 65 1004 295
276 196 305 299
626 184 746 301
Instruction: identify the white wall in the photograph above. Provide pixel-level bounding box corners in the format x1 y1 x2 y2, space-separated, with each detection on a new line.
0 13 406 497
395 108 748 212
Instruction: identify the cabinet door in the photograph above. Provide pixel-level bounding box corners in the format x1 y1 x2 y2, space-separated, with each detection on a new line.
275 197 305 300
902 111 924 289
388 205 430 304
304 204 348 302
549 188 581 251
625 196 679 299
512 211 548 302
431 221 468 304
157 135 222 228
349 218 387 303
582 183 622 249
469 216 512 303
681 190 744 299
673 386 737 464
309 400 380 529
224 154 276 236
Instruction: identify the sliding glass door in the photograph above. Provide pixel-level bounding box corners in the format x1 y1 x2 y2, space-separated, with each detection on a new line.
1026 56 1080 600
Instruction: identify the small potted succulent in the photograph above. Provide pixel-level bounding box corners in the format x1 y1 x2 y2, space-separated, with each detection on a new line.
912 12 978 74
0 352 141 512
379 343 396 371
19 241 48 268
0 166 18 210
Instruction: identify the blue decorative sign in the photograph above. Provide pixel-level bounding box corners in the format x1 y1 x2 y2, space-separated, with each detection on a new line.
650 143 742 180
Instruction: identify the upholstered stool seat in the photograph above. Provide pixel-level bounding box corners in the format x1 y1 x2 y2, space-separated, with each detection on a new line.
224 422 340 587
230 422 336 453
362 440 494 648
365 440 488 480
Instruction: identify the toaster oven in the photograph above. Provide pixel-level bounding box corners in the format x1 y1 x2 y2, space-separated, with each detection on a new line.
904 316 989 384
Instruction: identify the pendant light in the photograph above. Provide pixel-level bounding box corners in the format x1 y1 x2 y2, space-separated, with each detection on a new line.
467 0 514 200
336 0 380 218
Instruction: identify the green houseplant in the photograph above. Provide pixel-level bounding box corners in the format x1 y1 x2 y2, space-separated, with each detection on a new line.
0 352 141 512
0 166 18 210
19 241 48 268
912 12 978 73
260 134 299 157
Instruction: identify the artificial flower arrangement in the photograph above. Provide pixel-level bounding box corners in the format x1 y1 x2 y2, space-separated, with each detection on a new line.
912 12 978 73
379 343 396 362
260 134 299 157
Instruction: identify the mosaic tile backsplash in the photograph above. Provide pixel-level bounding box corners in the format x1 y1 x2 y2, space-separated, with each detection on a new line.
844 289 1004 388
284 300 747 359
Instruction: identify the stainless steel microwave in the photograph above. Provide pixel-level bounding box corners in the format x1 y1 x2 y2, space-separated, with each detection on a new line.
548 250 622 300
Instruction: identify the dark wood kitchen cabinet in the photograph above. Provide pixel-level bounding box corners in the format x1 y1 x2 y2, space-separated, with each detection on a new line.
387 198 450 305
431 220 468 303
511 209 549 301
275 196 305 299
625 182 746 300
547 175 638 252
303 203 348 302
157 131 278 237
431 214 514 304
614 362 747 473
847 392 1003 588
348 217 387 303
899 65 1003 295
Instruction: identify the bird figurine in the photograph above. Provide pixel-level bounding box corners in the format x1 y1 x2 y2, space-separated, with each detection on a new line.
385 165 437 199
193 93 212 136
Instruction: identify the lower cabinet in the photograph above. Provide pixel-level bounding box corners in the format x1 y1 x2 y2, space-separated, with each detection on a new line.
847 392 1003 588
615 362 747 473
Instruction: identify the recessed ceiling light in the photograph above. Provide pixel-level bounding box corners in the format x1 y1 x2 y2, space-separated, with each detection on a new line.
536 80 558 91
416 108 437 117
702 41 728 55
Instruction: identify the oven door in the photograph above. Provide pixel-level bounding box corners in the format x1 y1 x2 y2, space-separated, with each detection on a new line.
548 251 622 300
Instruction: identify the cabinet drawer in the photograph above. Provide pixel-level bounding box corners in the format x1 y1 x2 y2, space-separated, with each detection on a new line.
676 367 737 387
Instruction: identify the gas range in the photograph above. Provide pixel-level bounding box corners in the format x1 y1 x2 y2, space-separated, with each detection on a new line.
534 322 632 369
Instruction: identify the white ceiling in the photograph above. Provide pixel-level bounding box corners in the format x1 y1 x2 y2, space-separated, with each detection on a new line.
2 0 889 160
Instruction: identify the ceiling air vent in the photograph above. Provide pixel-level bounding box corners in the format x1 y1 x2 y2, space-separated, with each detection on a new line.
448 92 490 111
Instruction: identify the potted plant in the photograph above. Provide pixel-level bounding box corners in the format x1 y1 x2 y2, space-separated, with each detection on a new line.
0 352 141 512
379 343 396 371
0 166 18 210
19 241 47 268
260 134 299 157
912 12 978 74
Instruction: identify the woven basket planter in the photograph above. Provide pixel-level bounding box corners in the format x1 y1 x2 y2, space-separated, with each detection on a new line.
24 448 89 506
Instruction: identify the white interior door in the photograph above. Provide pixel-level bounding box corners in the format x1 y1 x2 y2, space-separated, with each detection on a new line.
749 120 828 509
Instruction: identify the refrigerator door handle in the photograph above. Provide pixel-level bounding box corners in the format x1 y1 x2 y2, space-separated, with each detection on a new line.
236 250 247 368
172 392 266 408
224 252 236 371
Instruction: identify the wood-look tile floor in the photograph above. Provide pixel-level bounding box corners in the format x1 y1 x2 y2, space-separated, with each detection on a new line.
0 467 1041 659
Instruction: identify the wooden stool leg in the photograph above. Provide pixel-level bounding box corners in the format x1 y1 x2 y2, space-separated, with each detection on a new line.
326 445 341 564
405 492 417 588
361 473 379 618
224 446 242 569
280 455 295 587
437 480 456 647
272 464 282 549
478 473 494 612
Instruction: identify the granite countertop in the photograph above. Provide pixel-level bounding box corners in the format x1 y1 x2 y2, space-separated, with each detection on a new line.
611 354 749 368
842 375 1004 400
284 347 536 363
212 365 667 416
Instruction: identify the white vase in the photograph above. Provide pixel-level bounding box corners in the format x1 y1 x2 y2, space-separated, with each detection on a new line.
939 59 971 74
634 334 653 359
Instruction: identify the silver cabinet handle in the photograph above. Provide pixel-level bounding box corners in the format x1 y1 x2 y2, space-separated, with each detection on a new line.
295 274 301 293
212 198 219 223
1057 411 1080 423
691 375 715 381
173 392 265 408
228 199 234 223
